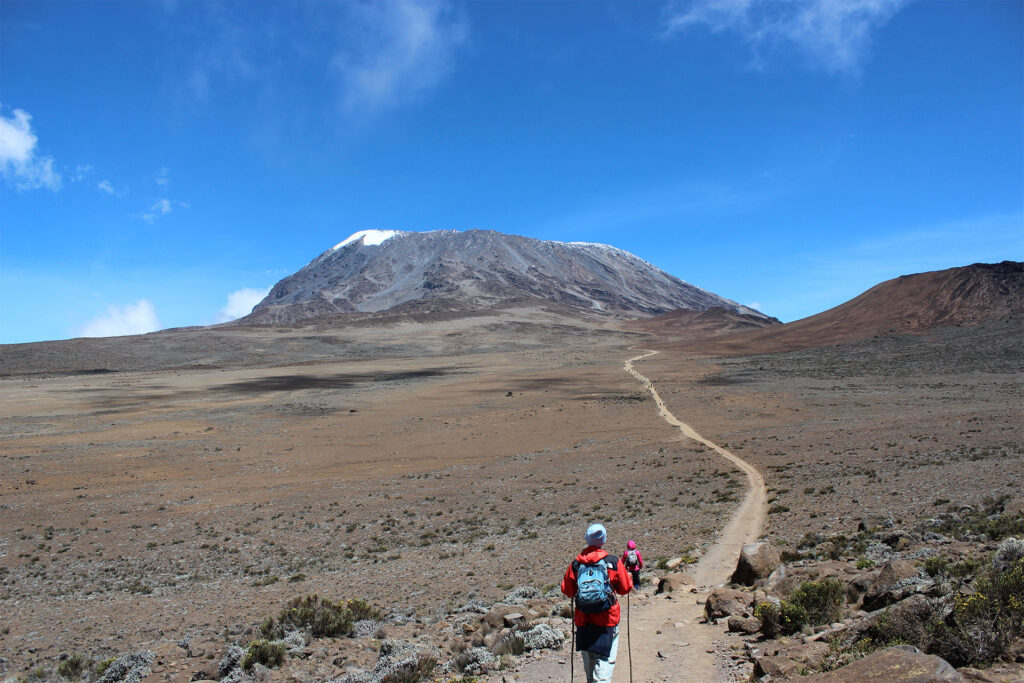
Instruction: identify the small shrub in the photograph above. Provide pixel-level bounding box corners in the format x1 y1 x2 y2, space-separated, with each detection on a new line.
856 556 876 570
491 632 525 657
779 601 809 634
240 639 286 672
788 578 844 626
57 654 88 679
94 657 115 677
379 655 436 683
923 556 949 578
262 594 382 640
931 556 1024 666
754 601 781 638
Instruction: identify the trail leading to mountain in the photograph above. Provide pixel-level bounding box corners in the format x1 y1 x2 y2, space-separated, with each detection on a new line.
621 349 767 682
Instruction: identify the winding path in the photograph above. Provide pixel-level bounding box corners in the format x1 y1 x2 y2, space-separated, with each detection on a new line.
620 350 767 682
504 349 767 682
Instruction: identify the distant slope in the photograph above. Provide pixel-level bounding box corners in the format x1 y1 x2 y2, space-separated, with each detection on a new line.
628 307 781 339
677 261 1024 354
244 229 768 324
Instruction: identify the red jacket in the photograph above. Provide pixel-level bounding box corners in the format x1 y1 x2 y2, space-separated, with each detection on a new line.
561 546 633 627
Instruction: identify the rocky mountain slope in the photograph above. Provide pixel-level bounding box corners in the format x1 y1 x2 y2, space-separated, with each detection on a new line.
245 229 768 324
670 260 1024 354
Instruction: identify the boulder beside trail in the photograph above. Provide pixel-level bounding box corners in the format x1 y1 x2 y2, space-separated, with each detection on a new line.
705 588 753 621
805 646 962 681
731 542 781 586
656 573 695 594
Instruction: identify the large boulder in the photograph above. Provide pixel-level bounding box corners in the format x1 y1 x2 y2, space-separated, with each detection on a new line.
806 646 961 681
731 542 781 586
727 615 761 634
863 559 922 611
704 588 753 621
656 573 694 594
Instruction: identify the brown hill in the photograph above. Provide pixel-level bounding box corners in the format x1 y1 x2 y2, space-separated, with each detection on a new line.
628 307 781 339
673 261 1024 355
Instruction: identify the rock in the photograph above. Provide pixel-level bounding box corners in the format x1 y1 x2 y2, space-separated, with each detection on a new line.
805 646 962 681
482 605 522 629
763 563 787 591
731 542 781 586
753 655 798 679
726 615 761 634
665 557 684 570
502 612 525 628
863 559 921 611
656 573 695 594
704 588 753 621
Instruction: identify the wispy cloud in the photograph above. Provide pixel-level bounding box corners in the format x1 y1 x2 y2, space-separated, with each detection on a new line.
0 107 62 191
79 300 161 338
663 0 909 74
216 287 270 323
334 0 468 112
137 197 185 223
155 166 170 186
98 179 115 194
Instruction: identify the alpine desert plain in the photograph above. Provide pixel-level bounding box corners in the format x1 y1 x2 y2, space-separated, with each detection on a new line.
1 295 1022 680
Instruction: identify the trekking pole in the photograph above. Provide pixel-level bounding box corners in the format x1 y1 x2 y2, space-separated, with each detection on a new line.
570 609 575 683
627 591 634 683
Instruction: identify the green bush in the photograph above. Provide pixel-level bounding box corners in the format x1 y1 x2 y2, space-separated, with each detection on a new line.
931 557 1024 666
491 632 525 657
261 594 382 640
754 599 808 636
379 655 436 683
753 601 781 638
788 578 844 626
56 654 87 679
240 639 286 672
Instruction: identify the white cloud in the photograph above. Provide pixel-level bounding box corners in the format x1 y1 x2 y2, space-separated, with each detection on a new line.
0 108 62 190
137 198 181 223
664 0 909 74
80 300 161 338
335 0 468 112
98 179 115 194
216 287 270 322
155 166 170 186
71 164 93 182
745 301 763 311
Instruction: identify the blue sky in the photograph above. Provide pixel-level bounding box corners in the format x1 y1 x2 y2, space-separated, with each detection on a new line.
1 0 1021 343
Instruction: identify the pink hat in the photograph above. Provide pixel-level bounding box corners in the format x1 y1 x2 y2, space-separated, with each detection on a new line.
627 540 636 549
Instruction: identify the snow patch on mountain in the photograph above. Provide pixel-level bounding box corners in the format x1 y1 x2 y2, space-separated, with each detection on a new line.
333 230 401 250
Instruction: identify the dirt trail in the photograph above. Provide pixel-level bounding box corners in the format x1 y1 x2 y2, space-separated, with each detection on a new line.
617 349 767 682
497 349 767 682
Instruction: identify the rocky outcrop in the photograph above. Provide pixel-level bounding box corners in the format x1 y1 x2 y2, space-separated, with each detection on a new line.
863 559 922 611
731 542 781 586
705 588 753 621
806 646 962 681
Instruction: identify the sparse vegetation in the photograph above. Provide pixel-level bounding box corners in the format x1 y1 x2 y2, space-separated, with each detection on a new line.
240 639 286 671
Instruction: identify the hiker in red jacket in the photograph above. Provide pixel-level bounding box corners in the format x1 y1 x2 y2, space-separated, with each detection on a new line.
561 523 633 683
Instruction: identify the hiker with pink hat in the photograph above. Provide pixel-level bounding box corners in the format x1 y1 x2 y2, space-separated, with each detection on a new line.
621 539 643 586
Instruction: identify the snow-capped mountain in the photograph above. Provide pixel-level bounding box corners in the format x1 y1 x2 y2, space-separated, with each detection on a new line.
246 229 767 324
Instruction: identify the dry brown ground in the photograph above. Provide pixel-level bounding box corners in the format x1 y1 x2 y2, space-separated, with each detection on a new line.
0 321 742 679
1 313 1020 681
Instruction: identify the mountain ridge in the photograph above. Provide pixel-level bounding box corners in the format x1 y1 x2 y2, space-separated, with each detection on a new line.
245 229 767 324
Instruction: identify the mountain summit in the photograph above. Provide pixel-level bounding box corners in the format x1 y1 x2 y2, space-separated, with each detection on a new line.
247 229 766 324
